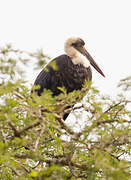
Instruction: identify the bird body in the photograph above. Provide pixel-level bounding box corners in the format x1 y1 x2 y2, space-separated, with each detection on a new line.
34 54 92 96
34 37 105 96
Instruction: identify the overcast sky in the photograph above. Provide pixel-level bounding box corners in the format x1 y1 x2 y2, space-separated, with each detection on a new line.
0 0 131 96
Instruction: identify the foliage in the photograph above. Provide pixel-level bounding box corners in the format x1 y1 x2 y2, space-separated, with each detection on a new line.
0 45 130 179
118 76 131 91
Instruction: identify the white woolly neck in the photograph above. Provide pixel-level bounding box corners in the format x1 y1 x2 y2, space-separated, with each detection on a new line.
71 51 90 68
64 44 90 68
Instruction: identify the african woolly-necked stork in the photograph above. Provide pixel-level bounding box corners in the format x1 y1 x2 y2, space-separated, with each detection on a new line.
33 37 105 119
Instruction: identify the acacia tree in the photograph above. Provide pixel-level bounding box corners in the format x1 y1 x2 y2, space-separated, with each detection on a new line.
0 45 130 179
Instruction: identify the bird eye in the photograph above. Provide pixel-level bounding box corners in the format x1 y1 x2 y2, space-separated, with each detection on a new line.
71 42 77 47
71 39 85 47
71 41 82 47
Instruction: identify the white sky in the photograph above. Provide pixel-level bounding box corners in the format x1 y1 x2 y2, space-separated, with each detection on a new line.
0 0 131 96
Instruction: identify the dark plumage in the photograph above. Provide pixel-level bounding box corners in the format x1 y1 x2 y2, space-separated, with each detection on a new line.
34 54 92 96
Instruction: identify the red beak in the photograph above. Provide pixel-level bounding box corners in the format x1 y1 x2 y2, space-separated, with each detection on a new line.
84 48 105 77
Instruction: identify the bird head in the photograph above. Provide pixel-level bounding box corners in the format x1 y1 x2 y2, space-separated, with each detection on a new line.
64 37 105 77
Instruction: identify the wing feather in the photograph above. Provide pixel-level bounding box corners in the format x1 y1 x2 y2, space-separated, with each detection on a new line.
34 66 53 96
33 55 68 95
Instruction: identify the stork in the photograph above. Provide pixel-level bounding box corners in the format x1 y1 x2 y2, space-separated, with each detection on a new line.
33 37 105 119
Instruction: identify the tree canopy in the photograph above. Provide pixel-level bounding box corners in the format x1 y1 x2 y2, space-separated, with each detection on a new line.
0 45 130 179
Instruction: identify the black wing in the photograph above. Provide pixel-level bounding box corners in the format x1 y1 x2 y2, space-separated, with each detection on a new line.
33 54 69 96
34 65 54 96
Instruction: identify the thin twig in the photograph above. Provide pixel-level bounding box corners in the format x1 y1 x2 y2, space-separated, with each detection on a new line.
8 122 21 137
34 125 45 151
55 114 81 139
18 120 41 135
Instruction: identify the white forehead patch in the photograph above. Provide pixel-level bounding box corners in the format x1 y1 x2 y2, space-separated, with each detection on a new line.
72 51 90 68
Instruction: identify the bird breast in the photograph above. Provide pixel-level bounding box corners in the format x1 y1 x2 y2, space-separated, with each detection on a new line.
72 52 90 68
52 56 92 94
